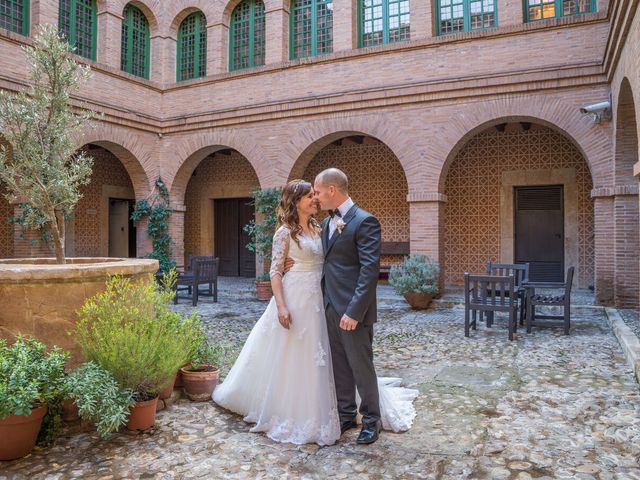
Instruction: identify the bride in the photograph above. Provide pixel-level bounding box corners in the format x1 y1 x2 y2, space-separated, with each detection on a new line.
213 179 418 446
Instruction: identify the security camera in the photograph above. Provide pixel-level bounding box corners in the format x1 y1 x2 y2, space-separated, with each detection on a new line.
580 101 611 123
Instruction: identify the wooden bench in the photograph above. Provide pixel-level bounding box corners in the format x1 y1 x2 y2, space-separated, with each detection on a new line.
379 241 410 278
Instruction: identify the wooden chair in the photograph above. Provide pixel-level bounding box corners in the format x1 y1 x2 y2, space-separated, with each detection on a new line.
524 267 574 335
174 257 219 306
486 261 530 326
464 273 517 341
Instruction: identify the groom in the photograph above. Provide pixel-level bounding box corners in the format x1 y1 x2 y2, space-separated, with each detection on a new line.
313 168 382 444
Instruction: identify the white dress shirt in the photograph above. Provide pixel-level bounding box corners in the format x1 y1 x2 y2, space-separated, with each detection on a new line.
329 197 354 238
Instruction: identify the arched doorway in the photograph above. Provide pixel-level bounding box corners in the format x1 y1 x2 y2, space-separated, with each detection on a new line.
299 135 409 270
613 78 639 307
443 122 594 288
183 149 260 276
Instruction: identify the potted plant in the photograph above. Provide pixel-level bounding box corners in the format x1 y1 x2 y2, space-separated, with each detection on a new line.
243 187 281 300
181 337 235 402
389 254 440 310
75 274 201 430
0 337 68 460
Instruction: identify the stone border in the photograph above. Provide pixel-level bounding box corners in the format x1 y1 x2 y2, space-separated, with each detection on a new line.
605 307 640 383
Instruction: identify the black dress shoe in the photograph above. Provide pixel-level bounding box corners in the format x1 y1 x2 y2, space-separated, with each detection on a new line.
356 420 382 444
340 419 358 435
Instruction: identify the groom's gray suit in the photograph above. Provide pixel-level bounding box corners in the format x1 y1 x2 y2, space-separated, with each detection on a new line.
321 203 381 426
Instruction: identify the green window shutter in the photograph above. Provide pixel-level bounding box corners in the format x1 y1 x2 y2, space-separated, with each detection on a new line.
177 11 207 81
121 4 150 79
437 0 496 35
229 0 265 71
359 0 409 48
525 0 595 21
0 0 29 36
290 0 333 60
59 0 97 60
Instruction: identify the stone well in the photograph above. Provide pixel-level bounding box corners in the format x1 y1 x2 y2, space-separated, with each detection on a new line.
0 258 158 366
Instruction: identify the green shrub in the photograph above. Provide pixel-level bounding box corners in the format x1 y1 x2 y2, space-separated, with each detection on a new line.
188 338 236 371
0 336 68 419
389 254 440 296
67 362 135 438
75 275 202 399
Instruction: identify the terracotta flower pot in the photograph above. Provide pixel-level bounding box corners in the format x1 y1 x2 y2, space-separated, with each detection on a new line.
180 365 220 402
159 373 178 400
62 398 80 423
403 292 434 310
0 405 48 461
255 280 273 301
126 397 158 431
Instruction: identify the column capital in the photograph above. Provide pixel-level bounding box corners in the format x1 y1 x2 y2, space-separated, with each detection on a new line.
591 185 639 198
407 192 447 203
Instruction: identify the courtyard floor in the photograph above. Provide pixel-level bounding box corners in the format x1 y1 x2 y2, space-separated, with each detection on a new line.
2 279 640 479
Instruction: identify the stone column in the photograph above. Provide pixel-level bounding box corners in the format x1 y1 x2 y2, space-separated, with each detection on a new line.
97 10 123 69
592 192 615 305
207 22 229 75
410 0 432 40
265 7 289 64
408 192 447 286
333 0 356 51
498 0 523 27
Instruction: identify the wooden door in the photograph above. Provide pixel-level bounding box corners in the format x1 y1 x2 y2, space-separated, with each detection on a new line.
514 185 564 282
214 198 255 277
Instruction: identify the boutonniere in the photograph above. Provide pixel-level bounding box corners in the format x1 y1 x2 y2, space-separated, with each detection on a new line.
336 218 346 234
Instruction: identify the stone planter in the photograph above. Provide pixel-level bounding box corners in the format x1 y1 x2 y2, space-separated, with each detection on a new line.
403 292 434 310
0 257 158 367
0 405 48 461
180 365 220 401
256 280 273 301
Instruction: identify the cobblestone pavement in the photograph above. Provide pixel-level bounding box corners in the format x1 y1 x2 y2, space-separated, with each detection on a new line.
620 309 640 339
2 279 640 479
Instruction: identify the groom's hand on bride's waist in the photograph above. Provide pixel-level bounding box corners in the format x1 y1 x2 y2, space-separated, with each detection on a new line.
340 314 358 331
283 257 295 274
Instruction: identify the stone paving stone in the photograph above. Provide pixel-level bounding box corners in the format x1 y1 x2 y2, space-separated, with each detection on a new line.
1 279 639 479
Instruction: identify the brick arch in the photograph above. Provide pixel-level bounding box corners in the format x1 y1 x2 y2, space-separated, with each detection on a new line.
221 0 279 25
168 133 271 206
285 117 417 191
435 95 612 192
78 126 154 199
615 77 638 185
117 0 161 33
167 6 210 35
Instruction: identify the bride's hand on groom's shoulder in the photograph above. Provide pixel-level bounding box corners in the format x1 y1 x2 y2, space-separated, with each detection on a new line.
277 305 292 329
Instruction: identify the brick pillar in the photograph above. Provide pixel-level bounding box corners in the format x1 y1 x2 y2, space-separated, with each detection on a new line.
97 10 123 69
31 0 58 28
613 185 640 307
333 0 356 51
265 7 289 64
168 204 186 269
149 35 165 82
593 193 615 305
408 192 446 286
159 35 177 84
207 22 228 75
637 162 640 311
498 0 523 27
410 0 432 40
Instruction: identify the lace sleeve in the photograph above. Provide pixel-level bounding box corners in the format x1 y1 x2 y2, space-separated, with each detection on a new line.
269 226 290 279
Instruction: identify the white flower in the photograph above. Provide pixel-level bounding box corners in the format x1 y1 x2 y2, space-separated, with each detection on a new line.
336 219 346 234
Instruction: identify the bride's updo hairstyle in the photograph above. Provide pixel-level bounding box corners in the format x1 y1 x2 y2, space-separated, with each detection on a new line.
276 179 320 246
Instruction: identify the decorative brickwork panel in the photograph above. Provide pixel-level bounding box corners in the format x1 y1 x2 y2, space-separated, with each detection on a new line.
184 152 260 261
0 139 12 258
303 139 409 265
74 147 134 256
444 124 594 287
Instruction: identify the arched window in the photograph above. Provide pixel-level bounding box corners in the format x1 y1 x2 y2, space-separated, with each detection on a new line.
177 11 207 81
229 0 265 71
59 0 97 60
121 4 150 79
437 0 496 35
290 0 333 59
525 0 595 21
359 0 409 47
0 0 29 36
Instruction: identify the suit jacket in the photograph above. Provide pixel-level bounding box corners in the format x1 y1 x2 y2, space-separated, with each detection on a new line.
321 204 381 326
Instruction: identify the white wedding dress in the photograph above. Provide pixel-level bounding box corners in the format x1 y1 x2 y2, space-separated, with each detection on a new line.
213 226 418 445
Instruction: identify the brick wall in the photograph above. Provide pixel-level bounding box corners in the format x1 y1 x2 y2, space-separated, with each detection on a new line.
444 123 594 286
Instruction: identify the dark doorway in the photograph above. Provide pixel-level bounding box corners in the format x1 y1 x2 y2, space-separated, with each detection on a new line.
214 198 256 277
514 185 564 282
108 198 137 258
